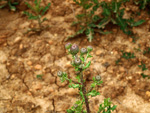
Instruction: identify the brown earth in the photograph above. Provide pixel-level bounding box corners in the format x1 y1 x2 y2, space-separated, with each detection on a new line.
0 0 150 113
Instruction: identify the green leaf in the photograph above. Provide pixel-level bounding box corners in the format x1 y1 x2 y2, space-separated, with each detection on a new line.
83 61 91 70
84 3 93 9
36 74 43 79
25 2 35 12
41 3 51 15
92 0 99 4
69 84 80 89
131 20 145 27
111 105 117 111
88 90 100 97
24 11 38 20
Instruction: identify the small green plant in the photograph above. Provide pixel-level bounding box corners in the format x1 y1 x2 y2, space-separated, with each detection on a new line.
121 51 136 60
141 73 150 79
36 74 43 79
66 0 145 42
138 62 150 79
134 0 150 10
65 0 101 42
57 43 116 113
24 0 51 33
138 62 148 71
143 47 150 55
0 0 19 11
99 0 145 36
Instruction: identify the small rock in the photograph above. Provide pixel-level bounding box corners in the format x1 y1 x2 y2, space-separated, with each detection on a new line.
34 64 42 70
95 50 102 56
14 37 22 44
48 40 53 45
65 61 72 68
27 61 32 66
119 67 125 72
146 91 150 97
66 88 78 96
33 83 43 90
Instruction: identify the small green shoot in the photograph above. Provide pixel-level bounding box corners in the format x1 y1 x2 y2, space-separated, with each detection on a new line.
0 0 19 11
24 0 51 33
36 74 43 79
121 51 136 60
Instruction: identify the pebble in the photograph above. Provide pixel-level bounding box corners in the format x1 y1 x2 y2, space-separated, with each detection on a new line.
95 50 102 56
65 61 72 68
33 84 43 90
146 91 150 97
14 37 22 44
48 40 53 45
34 64 42 70
27 61 32 66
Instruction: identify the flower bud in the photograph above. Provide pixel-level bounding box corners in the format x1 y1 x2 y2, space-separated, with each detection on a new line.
70 44 79 55
74 58 81 66
65 42 72 49
95 75 101 81
80 48 87 55
87 46 93 52
57 71 63 77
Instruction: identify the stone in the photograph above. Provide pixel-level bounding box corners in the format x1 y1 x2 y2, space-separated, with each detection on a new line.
95 50 102 56
27 61 32 66
66 88 78 96
33 83 43 90
34 64 42 70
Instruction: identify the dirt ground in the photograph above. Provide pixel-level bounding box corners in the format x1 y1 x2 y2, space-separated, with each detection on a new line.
0 0 150 113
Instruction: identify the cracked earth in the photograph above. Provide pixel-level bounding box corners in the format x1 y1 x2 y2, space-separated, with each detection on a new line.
0 0 150 113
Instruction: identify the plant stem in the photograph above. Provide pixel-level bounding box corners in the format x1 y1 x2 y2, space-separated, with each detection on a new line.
37 15 42 30
80 71 90 113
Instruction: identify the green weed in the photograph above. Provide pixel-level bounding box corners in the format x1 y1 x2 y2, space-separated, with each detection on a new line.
24 0 51 33
0 0 19 11
121 51 136 59
66 0 145 42
58 43 116 113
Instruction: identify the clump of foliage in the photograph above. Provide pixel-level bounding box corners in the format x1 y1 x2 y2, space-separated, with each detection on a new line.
65 0 102 42
100 0 145 35
116 50 136 64
0 0 19 11
24 0 51 33
66 0 145 42
57 43 116 113
138 62 150 79
134 0 150 11
121 51 136 59
143 47 150 55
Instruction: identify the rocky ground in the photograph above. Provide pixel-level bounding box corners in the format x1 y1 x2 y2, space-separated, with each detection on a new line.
0 0 150 113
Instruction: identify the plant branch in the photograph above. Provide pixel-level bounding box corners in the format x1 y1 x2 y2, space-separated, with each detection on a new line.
80 70 90 113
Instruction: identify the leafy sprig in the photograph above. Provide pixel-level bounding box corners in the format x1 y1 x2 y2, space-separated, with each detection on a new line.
57 43 116 113
24 0 51 33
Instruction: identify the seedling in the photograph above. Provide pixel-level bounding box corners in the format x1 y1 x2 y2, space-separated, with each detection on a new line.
57 43 116 113
138 62 148 71
24 0 51 33
143 47 150 55
141 73 150 79
121 51 136 60
134 0 150 10
36 74 43 79
0 0 19 11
